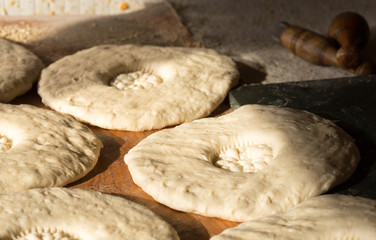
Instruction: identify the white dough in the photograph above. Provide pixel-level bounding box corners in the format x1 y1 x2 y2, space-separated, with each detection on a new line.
124 104 360 221
0 38 44 102
38 44 239 131
0 187 179 240
210 194 376 239
0 103 103 193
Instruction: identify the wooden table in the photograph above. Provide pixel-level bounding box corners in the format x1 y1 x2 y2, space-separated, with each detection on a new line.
4 2 241 239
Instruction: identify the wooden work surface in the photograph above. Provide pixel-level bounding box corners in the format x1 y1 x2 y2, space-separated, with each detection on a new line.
3 1 241 239
11 87 238 240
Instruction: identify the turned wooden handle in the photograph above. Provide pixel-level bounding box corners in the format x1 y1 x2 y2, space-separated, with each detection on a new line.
280 24 338 67
354 61 376 76
279 23 375 76
328 12 370 69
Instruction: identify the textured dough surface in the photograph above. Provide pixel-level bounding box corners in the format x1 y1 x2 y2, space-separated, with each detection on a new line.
38 44 239 131
0 38 44 102
0 187 179 240
124 104 360 221
210 194 376 239
0 103 103 193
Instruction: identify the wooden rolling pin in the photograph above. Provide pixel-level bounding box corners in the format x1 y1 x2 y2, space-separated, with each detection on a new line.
328 12 370 69
277 22 375 76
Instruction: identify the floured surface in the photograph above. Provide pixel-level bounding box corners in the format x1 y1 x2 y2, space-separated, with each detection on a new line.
211 194 376 239
125 104 360 222
169 0 376 83
0 103 103 193
0 38 43 102
38 44 239 131
0 187 179 240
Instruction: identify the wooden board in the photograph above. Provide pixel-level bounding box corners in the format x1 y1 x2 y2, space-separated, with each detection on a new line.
3 2 239 239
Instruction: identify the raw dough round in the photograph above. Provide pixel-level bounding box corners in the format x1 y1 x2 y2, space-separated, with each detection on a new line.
38 44 239 131
124 104 360 221
0 38 44 103
0 103 103 193
0 187 179 240
210 194 376 239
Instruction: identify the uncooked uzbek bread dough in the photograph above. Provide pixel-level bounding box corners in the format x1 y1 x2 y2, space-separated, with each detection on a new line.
210 194 376 239
38 44 239 131
0 38 44 102
0 103 102 193
124 104 360 222
0 187 179 240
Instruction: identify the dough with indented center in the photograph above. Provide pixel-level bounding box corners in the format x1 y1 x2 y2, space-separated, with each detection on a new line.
38 44 239 131
0 103 102 193
210 194 376 239
0 187 179 240
0 38 44 103
124 104 360 222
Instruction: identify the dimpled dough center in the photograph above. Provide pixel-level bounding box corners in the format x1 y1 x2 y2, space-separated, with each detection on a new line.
111 70 164 91
125 104 360 222
215 144 274 172
0 134 12 152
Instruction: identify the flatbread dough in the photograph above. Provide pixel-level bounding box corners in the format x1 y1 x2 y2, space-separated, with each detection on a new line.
38 44 239 131
124 104 360 221
0 38 44 103
0 187 179 240
0 103 102 193
210 194 376 239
